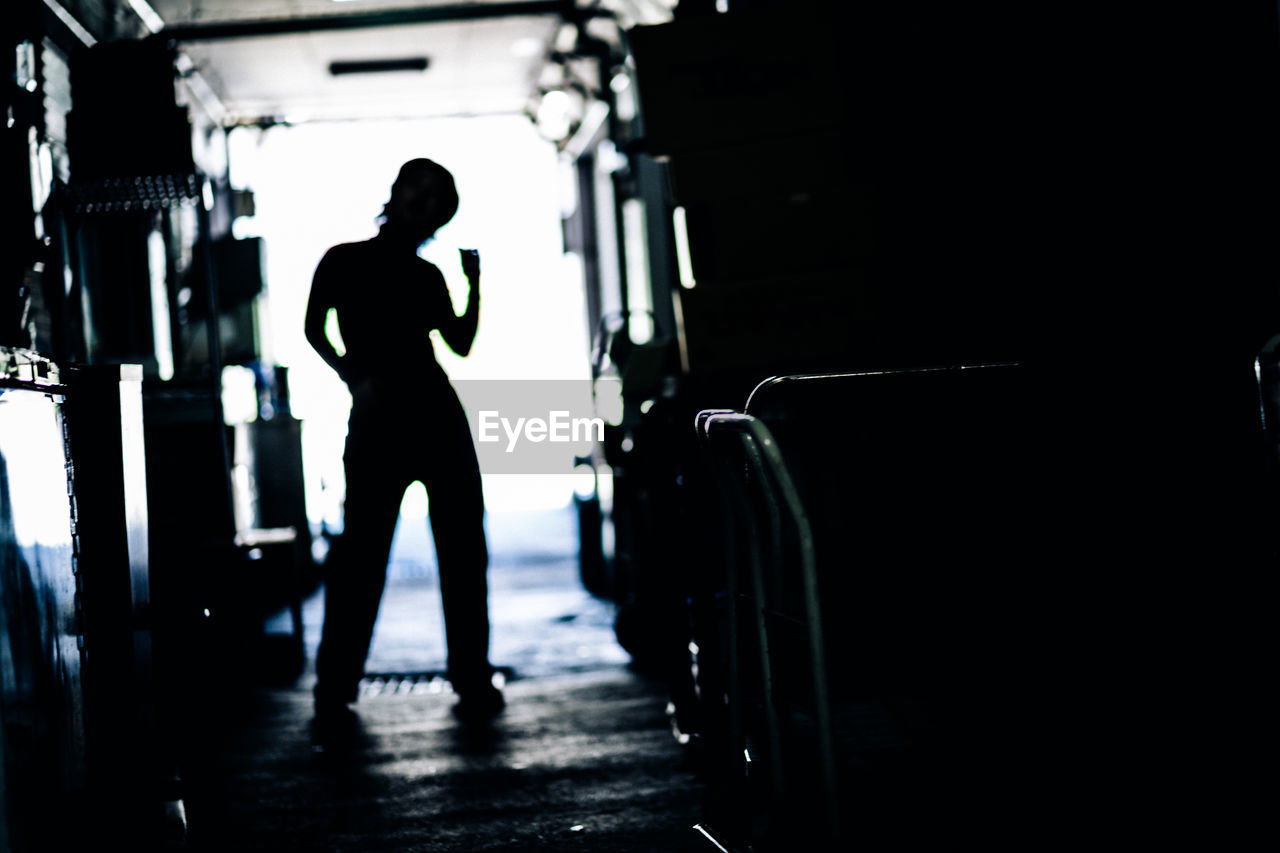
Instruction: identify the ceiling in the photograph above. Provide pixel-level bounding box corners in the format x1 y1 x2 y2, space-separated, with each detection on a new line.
142 1 582 124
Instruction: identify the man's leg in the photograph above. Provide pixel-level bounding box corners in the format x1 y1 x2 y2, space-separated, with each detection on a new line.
315 457 405 711
426 416 499 714
429 469 491 688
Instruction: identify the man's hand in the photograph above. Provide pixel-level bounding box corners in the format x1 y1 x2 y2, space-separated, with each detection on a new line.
460 248 480 284
441 249 481 357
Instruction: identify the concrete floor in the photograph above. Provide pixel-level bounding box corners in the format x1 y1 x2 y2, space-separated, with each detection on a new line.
356 505 632 680
195 506 706 852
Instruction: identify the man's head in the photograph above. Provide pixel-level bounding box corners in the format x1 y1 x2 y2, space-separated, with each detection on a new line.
382 158 459 243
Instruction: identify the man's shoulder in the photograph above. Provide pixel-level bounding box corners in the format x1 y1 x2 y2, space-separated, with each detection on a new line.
412 254 446 281
317 240 383 276
324 239 376 258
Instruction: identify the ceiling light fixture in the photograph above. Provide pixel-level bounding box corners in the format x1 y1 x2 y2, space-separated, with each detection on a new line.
126 0 165 33
329 57 429 75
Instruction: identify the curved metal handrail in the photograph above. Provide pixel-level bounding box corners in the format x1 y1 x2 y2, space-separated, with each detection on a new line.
698 410 838 838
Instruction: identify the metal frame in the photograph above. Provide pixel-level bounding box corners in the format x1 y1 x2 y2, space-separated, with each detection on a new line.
696 408 838 839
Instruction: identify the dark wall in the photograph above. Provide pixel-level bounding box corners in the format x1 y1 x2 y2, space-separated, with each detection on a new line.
649 4 1280 836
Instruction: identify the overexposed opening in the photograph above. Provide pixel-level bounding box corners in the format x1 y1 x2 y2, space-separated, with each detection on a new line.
232 115 591 527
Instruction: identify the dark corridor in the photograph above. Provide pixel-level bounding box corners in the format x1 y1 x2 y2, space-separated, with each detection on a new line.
3 2 1279 852
188 508 704 853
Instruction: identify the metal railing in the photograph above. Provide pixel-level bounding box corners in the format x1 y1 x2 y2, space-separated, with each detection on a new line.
696 409 838 840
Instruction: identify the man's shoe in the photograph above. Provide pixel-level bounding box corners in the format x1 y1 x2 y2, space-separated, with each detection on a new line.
312 701 359 744
452 683 505 720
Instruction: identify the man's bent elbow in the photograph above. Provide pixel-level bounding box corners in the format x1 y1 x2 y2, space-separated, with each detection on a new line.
304 328 326 358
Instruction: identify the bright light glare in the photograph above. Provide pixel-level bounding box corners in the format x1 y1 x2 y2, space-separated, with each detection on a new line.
483 475 581 511
247 116 589 516
537 90 573 142
622 199 653 343
595 465 613 503
148 230 174 379
511 37 543 58
0 396 73 548
227 125 261 190
221 366 258 424
673 205 696 289
400 480 429 519
126 0 165 33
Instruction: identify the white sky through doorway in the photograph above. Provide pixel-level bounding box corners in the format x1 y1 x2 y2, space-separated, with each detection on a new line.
232 115 591 524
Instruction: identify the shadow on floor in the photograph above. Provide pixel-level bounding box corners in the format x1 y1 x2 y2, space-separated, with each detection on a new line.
189 507 704 852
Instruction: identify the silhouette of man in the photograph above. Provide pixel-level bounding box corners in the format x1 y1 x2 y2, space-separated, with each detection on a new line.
305 158 502 726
